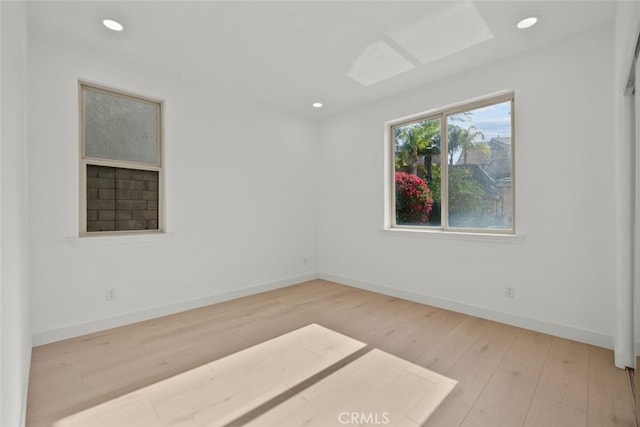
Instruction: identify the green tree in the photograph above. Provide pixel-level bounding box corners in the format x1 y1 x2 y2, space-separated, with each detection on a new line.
395 120 440 177
447 124 485 165
428 163 442 225
448 166 486 227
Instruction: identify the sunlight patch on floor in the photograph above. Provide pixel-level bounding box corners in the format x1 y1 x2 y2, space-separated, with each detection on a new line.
54 324 455 427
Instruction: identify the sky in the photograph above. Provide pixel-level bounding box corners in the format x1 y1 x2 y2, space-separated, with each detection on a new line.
450 100 512 141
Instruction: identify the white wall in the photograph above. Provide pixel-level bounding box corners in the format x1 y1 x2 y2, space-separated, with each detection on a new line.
317 25 616 348
1 1 32 425
28 31 318 344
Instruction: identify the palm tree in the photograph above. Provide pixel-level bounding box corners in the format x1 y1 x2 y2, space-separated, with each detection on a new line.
395 120 440 177
447 124 485 165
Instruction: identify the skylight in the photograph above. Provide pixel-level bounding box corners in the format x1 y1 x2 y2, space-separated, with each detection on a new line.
347 1 493 87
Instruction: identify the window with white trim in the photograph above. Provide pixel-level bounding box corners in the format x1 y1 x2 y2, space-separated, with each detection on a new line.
388 93 514 233
79 82 164 235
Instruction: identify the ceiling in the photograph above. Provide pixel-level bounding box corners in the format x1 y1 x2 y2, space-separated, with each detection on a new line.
26 1 616 119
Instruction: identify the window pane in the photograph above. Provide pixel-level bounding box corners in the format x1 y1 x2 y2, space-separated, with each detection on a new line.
86 165 159 232
446 101 512 229
84 88 159 165
393 118 441 226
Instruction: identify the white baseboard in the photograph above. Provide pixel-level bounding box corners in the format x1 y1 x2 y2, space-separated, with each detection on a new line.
319 273 614 350
32 273 319 346
32 271 614 351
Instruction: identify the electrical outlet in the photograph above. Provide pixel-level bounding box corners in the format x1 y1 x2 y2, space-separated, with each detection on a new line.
105 288 116 301
504 286 515 298
303 257 308 266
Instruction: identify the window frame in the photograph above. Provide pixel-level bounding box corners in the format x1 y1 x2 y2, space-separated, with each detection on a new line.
78 81 165 237
386 91 515 235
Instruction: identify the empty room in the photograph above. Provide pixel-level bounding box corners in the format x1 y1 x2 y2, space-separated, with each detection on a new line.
3 0 640 426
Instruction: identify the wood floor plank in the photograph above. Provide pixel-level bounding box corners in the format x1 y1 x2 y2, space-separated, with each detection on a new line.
587 346 635 426
535 337 590 413
405 376 458 425
413 316 493 374
460 359 540 427
375 308 467 363
459 329 553 426
349 369 436 425
503 329 553 369
524 395 587 427
423 322 520 427
53 393 160 427
81 329 248 386
398 418 421 427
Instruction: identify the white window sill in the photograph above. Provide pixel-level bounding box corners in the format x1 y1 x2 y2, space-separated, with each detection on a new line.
381 227 526 244
66 232 175 247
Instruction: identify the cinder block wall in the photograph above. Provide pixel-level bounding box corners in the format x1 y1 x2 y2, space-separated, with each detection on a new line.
86 165 158 232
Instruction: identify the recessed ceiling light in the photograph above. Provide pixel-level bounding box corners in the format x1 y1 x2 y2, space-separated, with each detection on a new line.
103 19 124 32
517 16 539 30
312 102 323 108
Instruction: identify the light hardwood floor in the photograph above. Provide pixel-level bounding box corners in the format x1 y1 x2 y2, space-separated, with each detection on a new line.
26 279 636 427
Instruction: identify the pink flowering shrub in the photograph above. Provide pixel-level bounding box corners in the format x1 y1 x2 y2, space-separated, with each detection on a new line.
395 171 433 224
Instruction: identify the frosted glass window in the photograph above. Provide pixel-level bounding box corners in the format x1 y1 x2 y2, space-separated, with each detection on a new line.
84 88 159 165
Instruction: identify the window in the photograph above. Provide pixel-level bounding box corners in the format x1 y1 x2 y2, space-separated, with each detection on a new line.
389 93 514 233
79 82 163 235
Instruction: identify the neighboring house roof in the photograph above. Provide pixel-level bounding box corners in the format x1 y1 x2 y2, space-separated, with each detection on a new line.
490 137 511 147
455 136 512 184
